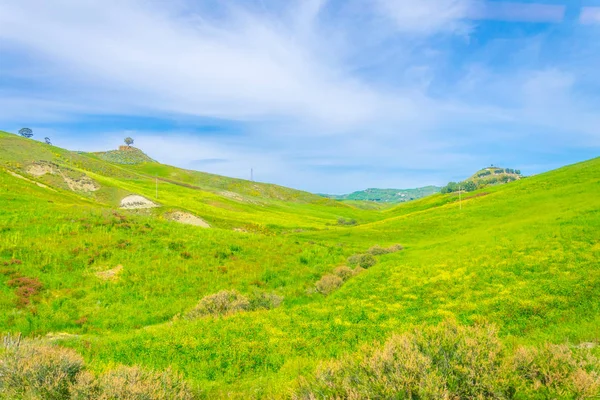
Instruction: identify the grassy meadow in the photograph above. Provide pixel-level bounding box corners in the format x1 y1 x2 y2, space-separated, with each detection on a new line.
1 130 599 398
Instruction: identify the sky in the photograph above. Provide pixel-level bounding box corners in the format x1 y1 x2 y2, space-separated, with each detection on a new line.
1 0 599 194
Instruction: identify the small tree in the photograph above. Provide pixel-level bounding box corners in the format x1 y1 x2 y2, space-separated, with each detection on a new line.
18 128 33 138
124 137 134 147
44 137 52 145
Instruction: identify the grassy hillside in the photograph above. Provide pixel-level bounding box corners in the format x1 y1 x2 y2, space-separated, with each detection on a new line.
321 185 441 203
1 130 599 398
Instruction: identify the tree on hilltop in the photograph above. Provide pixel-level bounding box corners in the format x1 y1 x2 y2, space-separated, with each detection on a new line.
44 137 52 145
124 137 134 147
18 128 33 138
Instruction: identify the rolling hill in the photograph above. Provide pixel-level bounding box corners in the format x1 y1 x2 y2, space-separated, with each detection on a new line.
1 130 599 399
321 185 442 203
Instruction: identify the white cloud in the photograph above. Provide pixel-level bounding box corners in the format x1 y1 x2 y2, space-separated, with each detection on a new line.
0 0 598 193
376 0 474 34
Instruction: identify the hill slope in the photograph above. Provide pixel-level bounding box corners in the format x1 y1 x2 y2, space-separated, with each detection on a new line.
1 130 599 398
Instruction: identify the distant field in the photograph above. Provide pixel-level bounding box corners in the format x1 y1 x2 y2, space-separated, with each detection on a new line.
1 130 599 398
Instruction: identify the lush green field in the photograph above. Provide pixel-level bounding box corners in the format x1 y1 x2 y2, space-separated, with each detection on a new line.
1 131 599 398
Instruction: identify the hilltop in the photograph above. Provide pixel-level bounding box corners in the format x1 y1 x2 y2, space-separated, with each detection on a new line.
94 146 156 164
321 185 441 203
441 165 523 193
0 129 599 399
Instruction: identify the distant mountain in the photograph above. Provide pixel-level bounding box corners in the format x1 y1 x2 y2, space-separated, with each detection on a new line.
320 186 442 203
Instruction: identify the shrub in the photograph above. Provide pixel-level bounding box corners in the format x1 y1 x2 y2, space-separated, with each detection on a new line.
315 274 343 295
333 266 354 281
294 321 600 399
0 336 197 400
294 321 505 399
347 253 377 269
387 244 404 252
0 338 85 399
508 344 600 398
367 245 391 255
71 366 194 400
248 290 283 310
186 290 250 319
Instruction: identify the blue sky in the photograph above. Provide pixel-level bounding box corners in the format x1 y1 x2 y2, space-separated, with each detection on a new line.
1 0 599 194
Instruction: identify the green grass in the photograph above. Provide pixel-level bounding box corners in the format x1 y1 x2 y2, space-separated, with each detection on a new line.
1 130 599 398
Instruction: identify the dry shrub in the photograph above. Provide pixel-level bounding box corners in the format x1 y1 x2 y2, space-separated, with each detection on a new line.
187 290 250 319
248 290 283 310
0 338 84 399
347 253 377 269
187 289 283 319
1 335 197 400
333 266 354 282
294 321 600 399
295 320 506 399
367 245 391 255
315 274 343 295
71 366 194 400
387 244 404 252
368 244 404 255
509 344 600 398
352 266 365 275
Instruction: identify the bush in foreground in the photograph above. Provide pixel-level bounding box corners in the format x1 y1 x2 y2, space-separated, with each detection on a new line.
71 366 193 400
293 320 600 399
0 335 195 399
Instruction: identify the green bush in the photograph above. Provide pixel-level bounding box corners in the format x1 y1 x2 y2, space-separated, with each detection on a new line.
315 274 343 295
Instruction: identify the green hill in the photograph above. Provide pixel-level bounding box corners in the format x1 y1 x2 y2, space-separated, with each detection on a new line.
441 166 524 193
321 185 441 203
1 130 599 399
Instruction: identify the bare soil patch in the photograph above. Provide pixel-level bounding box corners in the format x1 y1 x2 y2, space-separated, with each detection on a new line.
167 211 210 228
120 195 159 209
95 265 123 281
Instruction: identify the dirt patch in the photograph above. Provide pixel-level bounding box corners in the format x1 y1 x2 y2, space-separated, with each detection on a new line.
95 265 123 281
26 162 56 177
167 211 210 228
120 195 159 209
63 175 99 192
26 162 99 193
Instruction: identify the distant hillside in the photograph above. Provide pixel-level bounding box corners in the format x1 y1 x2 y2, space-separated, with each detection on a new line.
441 166 523 193
321 186 441 203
